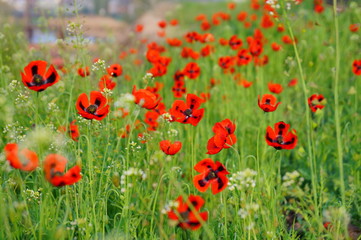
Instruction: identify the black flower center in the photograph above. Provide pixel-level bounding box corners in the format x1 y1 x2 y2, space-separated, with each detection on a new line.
184 109 192 117
32 74 44 85
265 98 271 104
207 171 217 180
86 104 98 114
276 135 283 144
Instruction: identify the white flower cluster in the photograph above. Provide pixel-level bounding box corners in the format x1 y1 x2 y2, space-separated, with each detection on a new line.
24 188 42 204
228 168 257 191
237 203 260 219
47 102 60 113
8 80 20 92
161 200 179 214
15 92 30 105
92 59 106 72
120 167 147 193
114 93 135 110
142 72 154 85
160 113 173 123
3 121 27 142
66 22 83 35
282 170 304 188
167 129 178 137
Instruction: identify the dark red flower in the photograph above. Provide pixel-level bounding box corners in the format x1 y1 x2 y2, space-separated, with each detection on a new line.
288 78 298 87
183 62 201 79
133 86 161 110
169 94 204 126
349 24 359 33
352 60 361 75
107 64 122 77
265 122 298 150
218 56 235 69
172 81 187 98
268 82 283 94
229 35 243 50
76 91 110 121
271 42 281 51
308 94 325 112
236 49 252 66
135 24 143 33
4 143 38 171
43 154 81 187
99 75 116 92
158 20 167 28
159 140 182 155
193 158 229 194
207 119 237 155
78 66 90 77
21 60 60 92
167 195 208 230
258 94 281 112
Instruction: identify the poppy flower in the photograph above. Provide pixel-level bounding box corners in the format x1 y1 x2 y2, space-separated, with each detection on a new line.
107 64 122 77
145 111 160 130
135 24 143 32
59 120 80 141
172 81 187 98
159 140 182 155
308 94 325 112
193 158 229 194
77 66 90 77
288 78 298 87
99 75 116 92
258 94 281 112
271 42 281 51
265 122 298 150
228 2 236 9
238 79 253 88
21 60 60 92
200 92 210 102
167 38 182 47
132 86 161 110
218 56 235 69
219 38 229 46
200 45 214 57
76 91 110 121
167 195 208 230
43 154 81 187
349 24 359 32
237 11 247 21
148 64 167 77
174 70 185 82
169 94 204 126
207 119 237 155
277 24 285 32
248 39 263 57
268 82 283 94
282 35 297 45
201 21 211 31
158 20 167 28
229 35 243 50
4 143 38 171
169 19 178 26
184 31 200 43
352 60 361 75
237 49 252 66
183 62 201 79
261 15 274 28
181 47 199 60
146 82 164 99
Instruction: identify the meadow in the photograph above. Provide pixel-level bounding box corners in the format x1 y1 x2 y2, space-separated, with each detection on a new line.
0 0 360 239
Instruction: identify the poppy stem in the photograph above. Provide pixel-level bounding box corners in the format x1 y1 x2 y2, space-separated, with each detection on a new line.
332 0 347 232
280 0 319 225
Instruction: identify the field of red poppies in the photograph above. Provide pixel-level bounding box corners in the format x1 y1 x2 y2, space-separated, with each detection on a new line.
0 0 360 239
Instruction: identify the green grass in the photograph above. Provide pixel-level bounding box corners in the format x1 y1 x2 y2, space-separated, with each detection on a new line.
0 0 360 239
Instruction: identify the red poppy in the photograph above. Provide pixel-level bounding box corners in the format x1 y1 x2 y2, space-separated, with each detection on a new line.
107 64 122 77
200 45 214 57
146 82 164 99
229 35 243 50
43 154 81 187
248 39 263 57
201 21 211 31
238 79 253 88
207 119 237 155
76 91 110 121
167 38 182 47
172 81 187 98
135 24 143 33
184 32 200 43
277 24 285 32
157 30 166 38
228 2 236 9
77 66 90 77
4 143 38 171
169 94 204 126
181 47 199 60
288 78 298 87
218 56 235 69
236 49 252 66
237 11 247 21
200 92 210 102
167 195 208 230
352 60 361 75
174 70 185 82
193 158 229 194
195 14 207 21
282 35 297 45
265 122 298 150
145 111 160 130
21 60 60 92
169 19 179 26
59 120 80 141
271 42 281 51
158 20 167 28
99 75 116 92
261 15 274 28
308 94 325 112
219 38 229 46
148 64 167 77
268 82 283 94
183 62 201 79
258 94 281 112
159 140 182 155
132 86 161 110
349 24 359 33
